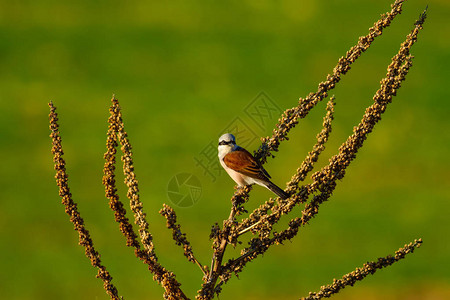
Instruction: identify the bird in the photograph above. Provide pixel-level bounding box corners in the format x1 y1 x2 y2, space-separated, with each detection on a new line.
218 133 289 200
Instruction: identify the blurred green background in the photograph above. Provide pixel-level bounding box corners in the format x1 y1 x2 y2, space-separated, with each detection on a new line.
1 0 449 299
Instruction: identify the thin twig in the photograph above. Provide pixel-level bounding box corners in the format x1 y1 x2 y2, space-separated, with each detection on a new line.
238 220 261 236
160 204 208 278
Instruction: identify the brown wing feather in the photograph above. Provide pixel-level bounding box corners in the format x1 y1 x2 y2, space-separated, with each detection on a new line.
223 148 270 180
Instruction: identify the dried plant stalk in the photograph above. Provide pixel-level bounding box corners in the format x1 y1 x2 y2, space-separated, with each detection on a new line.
199 0 412 295
225 0 408 249
106 97 188 300
160 204 208 277
210 4 427 294
302 239 423 300
236 96 336 236
224 13 424 278
48 1 427 299
254 0 407 165
197 186 252 300
103 106 141 250
270 55 416 244
48 102 122 300
109 98 156 256
287 97 335 192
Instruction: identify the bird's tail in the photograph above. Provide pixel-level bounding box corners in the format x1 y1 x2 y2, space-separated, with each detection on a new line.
265 181 289 200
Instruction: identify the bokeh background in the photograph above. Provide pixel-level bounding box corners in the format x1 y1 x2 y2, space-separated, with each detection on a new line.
1 0 449 299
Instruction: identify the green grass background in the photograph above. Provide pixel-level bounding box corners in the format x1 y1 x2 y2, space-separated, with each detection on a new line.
1 0 449 299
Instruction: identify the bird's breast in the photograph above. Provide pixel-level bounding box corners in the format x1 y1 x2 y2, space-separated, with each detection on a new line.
220 158 251 186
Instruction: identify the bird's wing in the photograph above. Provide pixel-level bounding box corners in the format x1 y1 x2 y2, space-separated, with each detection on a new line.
223 148 269 180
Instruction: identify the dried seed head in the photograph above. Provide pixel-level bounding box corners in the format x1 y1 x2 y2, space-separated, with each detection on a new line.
49 102 122 300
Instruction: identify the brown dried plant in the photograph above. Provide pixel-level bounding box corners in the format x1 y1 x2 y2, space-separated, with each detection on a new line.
103 98 188 300
49 102 122 300
48 1 426 299
302 239 423 300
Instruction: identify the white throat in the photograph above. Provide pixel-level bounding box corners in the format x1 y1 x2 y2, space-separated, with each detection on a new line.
218 144 237 160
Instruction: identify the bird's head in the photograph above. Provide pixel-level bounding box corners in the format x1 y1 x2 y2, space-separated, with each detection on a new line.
218 133 237 156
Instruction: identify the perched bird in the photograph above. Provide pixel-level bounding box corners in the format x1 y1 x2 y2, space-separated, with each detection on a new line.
218 133 289 199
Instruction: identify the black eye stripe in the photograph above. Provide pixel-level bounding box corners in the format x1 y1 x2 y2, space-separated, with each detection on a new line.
218 140 235 146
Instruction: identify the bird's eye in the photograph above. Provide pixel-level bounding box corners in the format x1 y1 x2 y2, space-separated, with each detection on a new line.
219 140 233 146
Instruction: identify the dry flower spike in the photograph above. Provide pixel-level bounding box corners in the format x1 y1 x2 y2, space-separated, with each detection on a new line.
104 97 188 300
49 1 426 299
302 239 423 300
49 102 122 300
